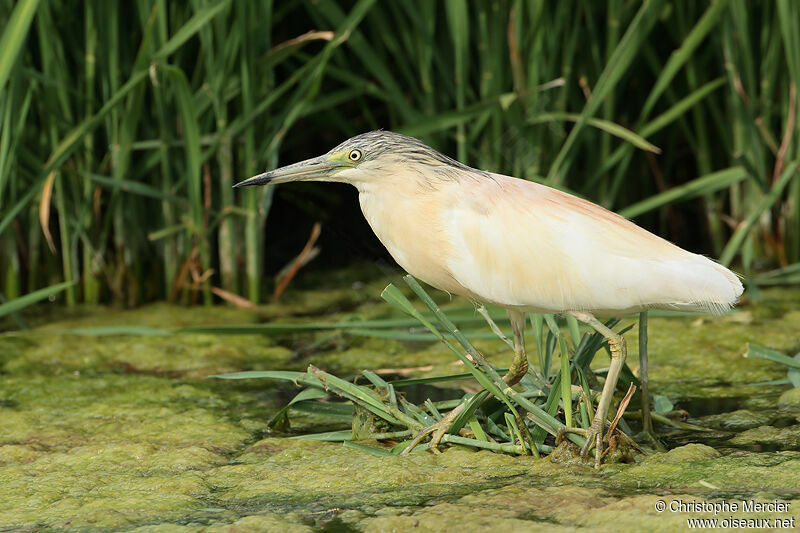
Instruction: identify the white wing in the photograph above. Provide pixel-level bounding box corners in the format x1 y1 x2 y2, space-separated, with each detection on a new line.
442 173 743 315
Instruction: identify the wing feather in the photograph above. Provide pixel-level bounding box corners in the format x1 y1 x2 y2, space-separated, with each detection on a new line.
442 173 742 314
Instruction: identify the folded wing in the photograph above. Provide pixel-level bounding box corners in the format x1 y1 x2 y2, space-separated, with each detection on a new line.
443 173 743 315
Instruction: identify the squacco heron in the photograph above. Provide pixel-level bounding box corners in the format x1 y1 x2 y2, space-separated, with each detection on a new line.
234 131 743 467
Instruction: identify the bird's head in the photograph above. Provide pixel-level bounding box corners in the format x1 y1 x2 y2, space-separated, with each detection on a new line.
233 130 481 189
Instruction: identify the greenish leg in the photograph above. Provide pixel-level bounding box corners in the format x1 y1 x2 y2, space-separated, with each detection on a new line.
503 309 529 386
638 311 666 450
639 311 652 434
558 311 627 469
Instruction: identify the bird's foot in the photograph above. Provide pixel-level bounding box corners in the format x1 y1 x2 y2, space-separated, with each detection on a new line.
400 424 439 455
556 421 604 470
400 403 466 455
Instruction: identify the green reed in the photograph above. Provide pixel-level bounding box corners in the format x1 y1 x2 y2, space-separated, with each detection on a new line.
0 0 798 315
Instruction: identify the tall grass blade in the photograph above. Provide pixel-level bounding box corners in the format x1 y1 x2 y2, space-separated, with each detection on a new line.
0 280 76 318
0 0 40 92
547 0 665 183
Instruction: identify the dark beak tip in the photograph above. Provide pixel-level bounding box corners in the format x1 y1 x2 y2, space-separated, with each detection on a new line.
233 174 271 188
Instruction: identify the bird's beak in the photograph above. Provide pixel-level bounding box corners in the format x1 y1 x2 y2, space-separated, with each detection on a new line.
233 155 342 188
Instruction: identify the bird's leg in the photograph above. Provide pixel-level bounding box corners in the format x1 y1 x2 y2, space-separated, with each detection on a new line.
639 311 653 435
402 310 528 455
503 309 528 386
637 311 665 450
557 311 626 469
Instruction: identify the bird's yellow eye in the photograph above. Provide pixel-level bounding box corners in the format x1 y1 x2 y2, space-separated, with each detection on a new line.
348 149 362 162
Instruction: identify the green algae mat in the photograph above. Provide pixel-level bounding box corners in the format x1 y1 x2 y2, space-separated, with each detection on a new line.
2 285 800 532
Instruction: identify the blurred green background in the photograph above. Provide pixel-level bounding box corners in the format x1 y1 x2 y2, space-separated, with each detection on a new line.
1 0 798 312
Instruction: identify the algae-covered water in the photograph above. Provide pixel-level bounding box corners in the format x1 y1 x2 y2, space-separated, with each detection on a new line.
1 275 800 532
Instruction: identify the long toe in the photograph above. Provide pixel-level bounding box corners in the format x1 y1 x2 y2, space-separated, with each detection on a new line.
593 433 603 469
579 434 596 459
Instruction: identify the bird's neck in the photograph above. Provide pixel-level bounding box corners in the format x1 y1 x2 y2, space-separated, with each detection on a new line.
356 179 466 296
355 178 423 236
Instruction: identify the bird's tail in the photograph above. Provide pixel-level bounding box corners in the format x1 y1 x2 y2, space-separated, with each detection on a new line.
651 256 743 315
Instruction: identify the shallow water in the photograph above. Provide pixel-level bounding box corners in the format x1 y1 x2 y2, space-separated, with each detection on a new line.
1 278 799 532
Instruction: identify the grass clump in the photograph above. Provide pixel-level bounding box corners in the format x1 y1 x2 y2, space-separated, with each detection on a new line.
214 276 656 462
